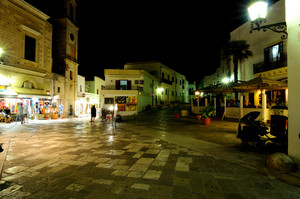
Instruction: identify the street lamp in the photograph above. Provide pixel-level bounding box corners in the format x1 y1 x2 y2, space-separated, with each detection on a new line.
248 0 287 39
0 47 4 63
221 77 230 84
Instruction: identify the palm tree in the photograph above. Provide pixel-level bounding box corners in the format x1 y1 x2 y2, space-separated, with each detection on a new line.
224 40 253 83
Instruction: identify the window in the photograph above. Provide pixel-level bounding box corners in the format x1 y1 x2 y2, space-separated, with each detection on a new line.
264 42 283 69
97 89 99 94
116 80 131 90
22 81 35 89
104 98 114 104
70 71 73 80
120 80 128 90
80 85 82 92
162 72 165 79
135 80 144 85
24 35 36 61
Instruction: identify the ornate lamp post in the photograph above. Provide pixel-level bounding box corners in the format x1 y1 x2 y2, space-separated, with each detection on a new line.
248 0 288 39
0 47 4 63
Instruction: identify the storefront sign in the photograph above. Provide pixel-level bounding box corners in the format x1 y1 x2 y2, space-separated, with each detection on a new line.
115 96 126 104
0 85 6 91
127 96 137 104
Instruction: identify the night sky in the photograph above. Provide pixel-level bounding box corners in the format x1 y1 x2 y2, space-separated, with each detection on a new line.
24 0 265 82
76 1 250 81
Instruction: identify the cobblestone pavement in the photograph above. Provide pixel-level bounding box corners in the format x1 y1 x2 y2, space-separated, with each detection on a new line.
0 118 300 198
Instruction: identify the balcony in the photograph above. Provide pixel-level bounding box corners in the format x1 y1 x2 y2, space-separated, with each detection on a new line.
102 85 143 91
161 78 173 85
253 54 287 74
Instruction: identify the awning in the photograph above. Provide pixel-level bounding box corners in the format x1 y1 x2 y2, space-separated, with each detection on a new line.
199 77 288 94
199 82 241 94
233 77 288 91
10 87 52 99
0 87 18 98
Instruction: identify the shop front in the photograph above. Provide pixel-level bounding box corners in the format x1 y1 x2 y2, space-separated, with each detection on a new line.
114 95 138 116
0 86 53 121
75 93 99 118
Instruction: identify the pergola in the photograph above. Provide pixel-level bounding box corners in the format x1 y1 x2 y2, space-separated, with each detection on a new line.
198 77 288 121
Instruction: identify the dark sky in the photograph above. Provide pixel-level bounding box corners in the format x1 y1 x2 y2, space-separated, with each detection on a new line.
25 0 255 81
78 0 247 81
76 1 250 81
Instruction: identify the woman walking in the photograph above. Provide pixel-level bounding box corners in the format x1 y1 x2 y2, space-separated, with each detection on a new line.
90 105 96 122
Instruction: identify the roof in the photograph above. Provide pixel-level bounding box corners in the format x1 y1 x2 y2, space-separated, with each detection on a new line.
199 77 288 94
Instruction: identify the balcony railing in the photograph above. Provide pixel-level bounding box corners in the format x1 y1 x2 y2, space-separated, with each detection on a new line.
253 54 287 74
161 78 173 85
102 85 143 91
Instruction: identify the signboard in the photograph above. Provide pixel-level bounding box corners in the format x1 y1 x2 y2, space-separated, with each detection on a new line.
127 96 137 104
82 93 86 97
115 96 126 104
0 85 6 92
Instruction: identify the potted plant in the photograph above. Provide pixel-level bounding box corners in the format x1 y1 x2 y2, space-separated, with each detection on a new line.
52 111 58 119
174 106 180 118
199 106 215 125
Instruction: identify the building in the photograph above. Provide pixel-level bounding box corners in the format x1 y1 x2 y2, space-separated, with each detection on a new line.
85 76 105 100
221 0 287 107
124 61 189 104
85 76 105 116
286 0 300 163
75 75 86 117
50 0 79 117
100 69 159 116
0 0 53 117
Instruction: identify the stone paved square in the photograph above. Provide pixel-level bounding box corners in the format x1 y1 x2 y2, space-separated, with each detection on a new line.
0 117 299 198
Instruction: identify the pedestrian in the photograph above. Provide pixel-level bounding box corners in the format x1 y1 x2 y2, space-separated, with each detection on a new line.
23 105 28 124
17 103 24 124
4 107 11 123
90 105 96 122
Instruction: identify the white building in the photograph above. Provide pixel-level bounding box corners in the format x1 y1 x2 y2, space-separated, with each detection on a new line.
75 75 102 118
124 61 189 104
222 0 287 107
100 69 159 116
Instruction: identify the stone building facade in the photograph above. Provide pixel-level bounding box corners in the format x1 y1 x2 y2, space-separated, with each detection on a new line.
0 0 53 116
49 0 79 117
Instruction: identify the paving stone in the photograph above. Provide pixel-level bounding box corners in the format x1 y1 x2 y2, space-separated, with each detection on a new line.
92 179 113 185
136 158 154 165
1 118 300 198
127 171 144 178
4 166 28 174
65 183 85 192
143 170 162 180
129 164 149 172
131 183 150 190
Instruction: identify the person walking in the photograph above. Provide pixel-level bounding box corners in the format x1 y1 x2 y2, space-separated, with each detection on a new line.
17 103 24 124
90 105 96 122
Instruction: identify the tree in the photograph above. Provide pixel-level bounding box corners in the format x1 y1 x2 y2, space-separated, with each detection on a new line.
224 40 253 83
